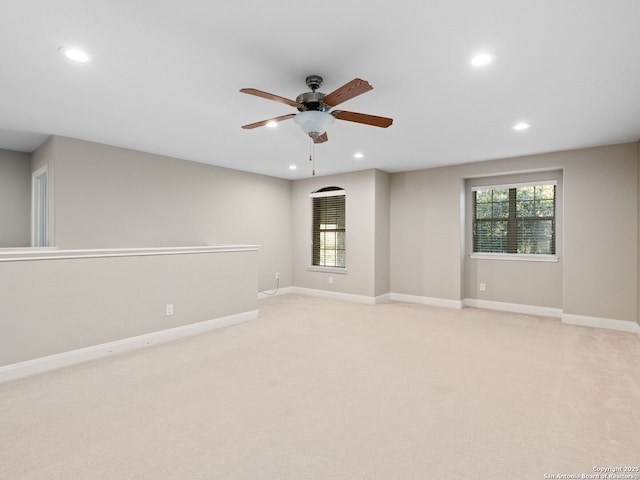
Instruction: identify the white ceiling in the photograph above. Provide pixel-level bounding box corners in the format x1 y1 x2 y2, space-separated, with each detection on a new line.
1 0 639 179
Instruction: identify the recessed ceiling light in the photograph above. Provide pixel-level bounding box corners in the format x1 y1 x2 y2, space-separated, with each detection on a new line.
471 53 494 67
513 122 532 131
288 164 297 170
266 120 278 128
354 152 364 159
59 47 90 62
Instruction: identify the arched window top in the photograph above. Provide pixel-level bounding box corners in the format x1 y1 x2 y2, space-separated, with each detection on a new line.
312 186 343 194
309 186 345 199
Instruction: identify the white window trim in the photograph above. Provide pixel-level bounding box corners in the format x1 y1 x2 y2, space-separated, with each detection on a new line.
309 189 346 198
471 180 558 260
470 253 559 263
307 266 348 274
471 180 557 191
310 188 346 270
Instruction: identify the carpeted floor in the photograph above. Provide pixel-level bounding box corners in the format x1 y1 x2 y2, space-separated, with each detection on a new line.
1 295 639 479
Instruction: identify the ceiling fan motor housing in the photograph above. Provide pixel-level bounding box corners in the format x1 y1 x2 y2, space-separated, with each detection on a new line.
296 91 329 112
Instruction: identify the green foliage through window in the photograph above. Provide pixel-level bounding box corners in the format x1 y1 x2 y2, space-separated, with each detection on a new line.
473 184 555 255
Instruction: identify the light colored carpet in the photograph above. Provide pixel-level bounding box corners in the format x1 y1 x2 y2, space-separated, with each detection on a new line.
1 295 639 479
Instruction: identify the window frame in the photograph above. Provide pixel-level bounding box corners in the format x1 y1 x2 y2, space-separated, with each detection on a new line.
470 180 559 263
309 187 346 271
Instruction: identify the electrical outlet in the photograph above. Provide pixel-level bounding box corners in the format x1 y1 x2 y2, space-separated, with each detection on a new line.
479 283 486 292
166 304 174 316
329 276 334 285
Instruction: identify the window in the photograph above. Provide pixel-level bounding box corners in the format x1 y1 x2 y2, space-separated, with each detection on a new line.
472 182 556 255
311 187 345 268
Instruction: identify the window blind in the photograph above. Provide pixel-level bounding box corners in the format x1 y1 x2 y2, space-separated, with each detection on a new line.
472 182 556 255
310 188 346 268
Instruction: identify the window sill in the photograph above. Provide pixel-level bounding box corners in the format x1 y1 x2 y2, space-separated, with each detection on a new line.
470 253 559 263
308 266 348 274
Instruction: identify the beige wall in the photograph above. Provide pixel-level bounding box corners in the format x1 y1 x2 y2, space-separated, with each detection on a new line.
464 170 564 309
374 170 391 297
389 171 426 297
34 136 292 292
390 142 638 324
562 144 637 321
292 169 390 299
390 167 465 301
0 250 258 366
5 133 638 369
0 149 31 247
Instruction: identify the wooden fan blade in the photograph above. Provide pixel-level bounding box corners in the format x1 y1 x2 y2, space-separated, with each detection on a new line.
313 132 329 144
332 110 393 128
321 78 373 107
241 114 296 129
240 88 301 108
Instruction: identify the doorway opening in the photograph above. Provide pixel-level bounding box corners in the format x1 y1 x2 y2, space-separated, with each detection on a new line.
31 165 48 247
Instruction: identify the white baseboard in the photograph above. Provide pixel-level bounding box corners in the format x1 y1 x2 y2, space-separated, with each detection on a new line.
390 293 464 309
464 298 563 318
562 313 640 334
262 287 640 337
258 286 294 299
291 287 388 305
0 309 259 384
375 293 392 304
462 299 639 334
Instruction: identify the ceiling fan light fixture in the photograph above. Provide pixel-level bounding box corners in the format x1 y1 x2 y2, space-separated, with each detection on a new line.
294 111 335 138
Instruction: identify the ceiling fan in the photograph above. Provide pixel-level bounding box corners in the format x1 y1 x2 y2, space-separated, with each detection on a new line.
240 75 393 143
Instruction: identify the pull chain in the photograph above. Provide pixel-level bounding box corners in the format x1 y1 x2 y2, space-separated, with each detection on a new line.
309 137 316 176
